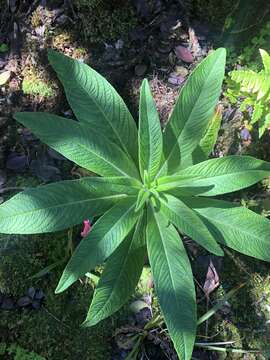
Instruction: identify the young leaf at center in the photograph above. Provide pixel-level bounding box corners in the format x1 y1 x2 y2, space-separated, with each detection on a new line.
139 79 162 181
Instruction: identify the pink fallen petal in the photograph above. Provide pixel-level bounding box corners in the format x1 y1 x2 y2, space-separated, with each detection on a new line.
81 219 92 237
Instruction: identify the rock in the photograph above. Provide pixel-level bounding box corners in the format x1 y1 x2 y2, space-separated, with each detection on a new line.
240 128 251 141
30 160 61 182
175 65 189 77
6 153 28 171
17 296 32 307
168 73 185 86
1 297 15 310
135 64 147 77
175 45 193 63
27 287 36 299
32 300 41 309
135 307 152 327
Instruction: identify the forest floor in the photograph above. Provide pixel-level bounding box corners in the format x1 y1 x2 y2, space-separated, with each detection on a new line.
0 1 270 359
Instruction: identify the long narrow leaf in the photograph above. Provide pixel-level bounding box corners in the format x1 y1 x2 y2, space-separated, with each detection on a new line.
48 49 138 163
157 156 270 196
14 112 140 179
157 48 226 176
83 214 146 326
56 197 139 293
139 79 162 180
159 194 223 256
0 177 134 234
198 105 222 159
186 197 270 262
146 206 196 360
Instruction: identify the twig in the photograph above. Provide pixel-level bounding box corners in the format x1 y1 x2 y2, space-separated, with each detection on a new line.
42 306 71 329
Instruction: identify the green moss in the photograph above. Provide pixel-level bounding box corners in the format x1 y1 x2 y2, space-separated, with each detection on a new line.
51 32 88 60
204 252 270 359
74 0 137 44
0 232 112 360
7 343 45 360
22 78 56 98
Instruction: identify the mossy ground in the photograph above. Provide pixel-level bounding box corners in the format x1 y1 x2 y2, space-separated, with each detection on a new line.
196 248 270 359
0 227 113 360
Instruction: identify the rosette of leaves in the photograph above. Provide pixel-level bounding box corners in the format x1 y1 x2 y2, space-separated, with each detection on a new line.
1 49 270 359
226 49 270 137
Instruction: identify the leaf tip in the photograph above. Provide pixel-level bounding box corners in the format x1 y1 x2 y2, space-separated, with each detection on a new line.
81 317 96 328
55 282 66 294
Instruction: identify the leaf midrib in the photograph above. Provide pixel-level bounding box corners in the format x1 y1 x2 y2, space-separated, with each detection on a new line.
1 194 126 219
57 200 137 290
153 212 186 357
58 139 134 178
66 64 133 158
198 210 267 243
161 168 269 188
89 228 138 322
159 197 219 253
157 53 223 178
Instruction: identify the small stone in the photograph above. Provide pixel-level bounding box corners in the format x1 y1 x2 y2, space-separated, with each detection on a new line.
168 73 185 86
6 153 28 171
240 128 251 141
1 297 15 310
135 307 152 326
175 65 189 77
175 45 194 63
27 287 36 299
17 296 32 307
32 300 41 310
135 64 147 77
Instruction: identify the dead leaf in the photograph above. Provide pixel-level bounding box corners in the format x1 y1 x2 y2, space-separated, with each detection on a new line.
203 259 219 297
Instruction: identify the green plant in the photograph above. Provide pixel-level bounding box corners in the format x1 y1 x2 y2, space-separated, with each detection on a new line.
226 48 270 137
237 22 270 67
22 77 56 98
1 48 270 359
0 343 45 360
